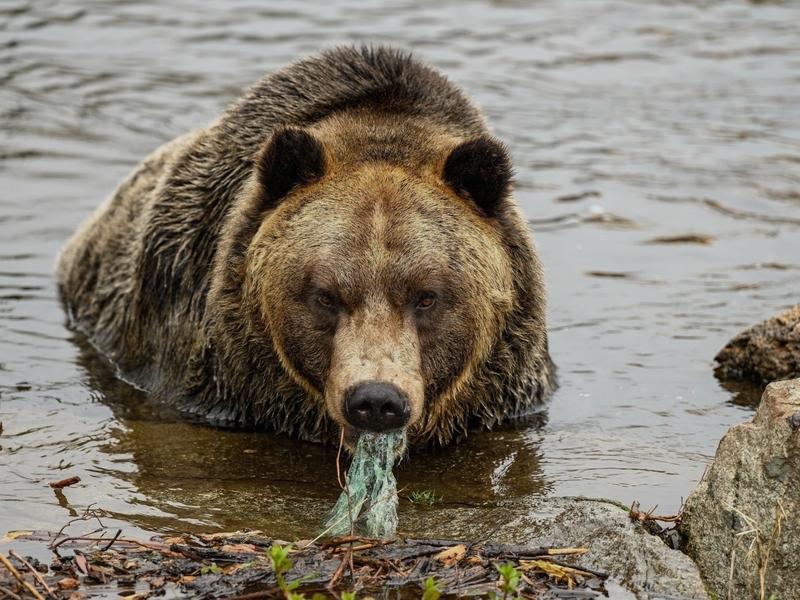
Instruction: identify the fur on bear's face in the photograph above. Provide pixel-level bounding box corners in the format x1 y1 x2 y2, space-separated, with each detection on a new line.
244 122 516 445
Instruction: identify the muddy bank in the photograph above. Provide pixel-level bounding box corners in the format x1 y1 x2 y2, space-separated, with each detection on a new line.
0 530 609 599
1 495 707 599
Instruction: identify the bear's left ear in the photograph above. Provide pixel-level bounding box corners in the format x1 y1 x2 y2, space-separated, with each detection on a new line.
443 136 513 218
256 127 326 210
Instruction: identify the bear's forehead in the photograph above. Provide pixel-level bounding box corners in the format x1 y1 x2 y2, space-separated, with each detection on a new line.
304 252 450 301
271 163 510 298
298 179 484 264
300 164 493 243
301 207 454 290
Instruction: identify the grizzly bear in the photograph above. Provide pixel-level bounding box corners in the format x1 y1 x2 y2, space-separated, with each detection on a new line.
57 46 556 448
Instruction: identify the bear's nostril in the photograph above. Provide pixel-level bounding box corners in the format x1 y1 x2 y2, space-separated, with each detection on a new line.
344 381 410 432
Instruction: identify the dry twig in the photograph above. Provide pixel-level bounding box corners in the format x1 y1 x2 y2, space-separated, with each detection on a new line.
8 551 55 599
0 584 22 600
629 501 681 524
0 554 45 600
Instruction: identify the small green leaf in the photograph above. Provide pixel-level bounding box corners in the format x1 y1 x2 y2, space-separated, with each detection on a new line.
199 562 222 575
495 562 522 598
422 576 441 600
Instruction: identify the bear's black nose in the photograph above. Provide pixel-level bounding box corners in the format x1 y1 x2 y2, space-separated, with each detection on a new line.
344 381 410 432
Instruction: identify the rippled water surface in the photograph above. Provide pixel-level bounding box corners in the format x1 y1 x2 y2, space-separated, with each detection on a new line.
2 0 799 542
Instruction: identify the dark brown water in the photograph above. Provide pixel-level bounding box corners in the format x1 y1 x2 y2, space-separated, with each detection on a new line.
1 0 799 545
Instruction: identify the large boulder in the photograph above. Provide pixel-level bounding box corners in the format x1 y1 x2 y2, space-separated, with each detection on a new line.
680 379 800 600
509 497 709 600
409 496 709 599
715 306 800 384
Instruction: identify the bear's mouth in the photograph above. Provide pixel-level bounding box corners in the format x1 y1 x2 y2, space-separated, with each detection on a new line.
340 424 408 458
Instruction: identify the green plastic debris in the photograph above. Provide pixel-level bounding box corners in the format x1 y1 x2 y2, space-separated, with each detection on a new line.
324 430 405 539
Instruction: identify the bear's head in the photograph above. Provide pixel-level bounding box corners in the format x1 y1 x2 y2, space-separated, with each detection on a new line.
239 116 525 447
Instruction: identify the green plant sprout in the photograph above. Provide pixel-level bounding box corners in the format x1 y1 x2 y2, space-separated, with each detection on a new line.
421 576 441 600
489 562 522 600
199 562 222 575
408 489 441 506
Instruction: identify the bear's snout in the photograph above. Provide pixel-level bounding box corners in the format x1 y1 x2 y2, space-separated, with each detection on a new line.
344 381 410 432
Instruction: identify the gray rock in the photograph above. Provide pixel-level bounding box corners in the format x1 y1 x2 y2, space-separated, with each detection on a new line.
680 379 800 600
408 496 709 599
715 305 800 384
509 498 709 600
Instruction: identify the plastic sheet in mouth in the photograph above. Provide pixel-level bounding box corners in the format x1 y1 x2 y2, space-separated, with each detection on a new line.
324 430 406 539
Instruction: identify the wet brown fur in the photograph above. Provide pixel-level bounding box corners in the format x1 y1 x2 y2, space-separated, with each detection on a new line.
57 46 556 447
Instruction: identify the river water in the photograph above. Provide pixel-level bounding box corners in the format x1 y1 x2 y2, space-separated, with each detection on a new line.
1 0 799 544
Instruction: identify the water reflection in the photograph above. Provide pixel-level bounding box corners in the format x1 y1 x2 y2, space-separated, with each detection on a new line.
714 374 766 409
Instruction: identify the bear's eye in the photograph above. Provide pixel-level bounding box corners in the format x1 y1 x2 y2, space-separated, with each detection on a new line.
317 291 336 309
415 292 437 311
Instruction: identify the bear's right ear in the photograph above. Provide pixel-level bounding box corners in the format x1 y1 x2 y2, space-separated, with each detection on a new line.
256 127 326 210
